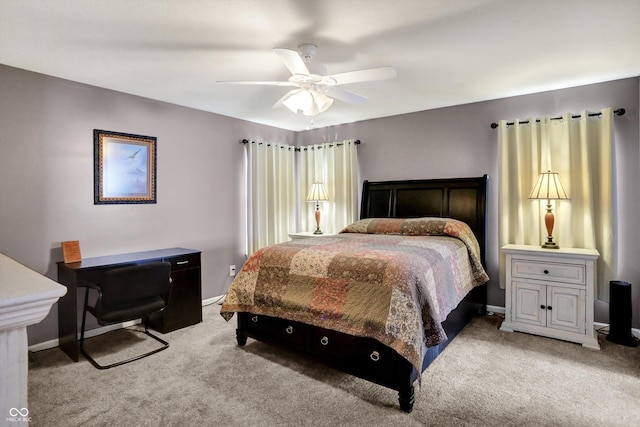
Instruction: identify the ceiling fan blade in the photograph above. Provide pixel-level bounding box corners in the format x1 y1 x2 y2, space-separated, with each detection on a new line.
217 80 297 87
325 66 396 85
323 87 368 105
273 48 310 76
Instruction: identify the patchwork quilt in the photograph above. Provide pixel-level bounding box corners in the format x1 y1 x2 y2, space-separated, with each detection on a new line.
221 217 489 370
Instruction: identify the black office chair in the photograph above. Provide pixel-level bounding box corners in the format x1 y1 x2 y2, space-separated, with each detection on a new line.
80 261 172 369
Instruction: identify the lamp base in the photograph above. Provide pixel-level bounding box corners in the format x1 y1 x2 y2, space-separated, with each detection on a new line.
542 206 559 249
313 203 323 235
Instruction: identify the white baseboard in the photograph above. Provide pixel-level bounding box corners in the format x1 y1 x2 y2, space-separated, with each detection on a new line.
595 321 640 340
28 341 58 353
486 304 505 315
28 319 141 352
29 298 638 352
29 295 228 353
202 294 226 306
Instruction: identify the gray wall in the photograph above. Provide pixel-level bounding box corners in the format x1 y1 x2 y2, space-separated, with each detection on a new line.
297 77 640 329
1 64 638 348
0 65 294 345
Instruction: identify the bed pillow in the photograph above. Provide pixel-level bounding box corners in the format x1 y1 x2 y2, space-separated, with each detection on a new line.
340 217 466 237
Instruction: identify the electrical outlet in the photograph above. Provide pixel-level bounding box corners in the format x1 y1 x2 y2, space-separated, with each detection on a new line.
229 265 236 277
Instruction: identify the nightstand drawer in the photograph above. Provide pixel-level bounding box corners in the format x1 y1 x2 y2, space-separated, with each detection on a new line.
511 259 585 285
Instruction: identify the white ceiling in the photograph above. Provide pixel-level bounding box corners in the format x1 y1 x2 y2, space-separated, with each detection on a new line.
1 0 639 131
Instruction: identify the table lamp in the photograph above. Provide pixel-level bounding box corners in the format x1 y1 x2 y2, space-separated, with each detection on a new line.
528 170 569 249
306 182 329 234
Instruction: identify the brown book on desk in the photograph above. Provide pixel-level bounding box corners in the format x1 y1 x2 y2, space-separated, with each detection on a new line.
61 240 82 263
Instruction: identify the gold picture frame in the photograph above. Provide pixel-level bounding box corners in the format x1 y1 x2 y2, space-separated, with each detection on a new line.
94 129 157 204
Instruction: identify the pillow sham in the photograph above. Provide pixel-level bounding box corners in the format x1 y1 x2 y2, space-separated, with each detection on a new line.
340 217 467 237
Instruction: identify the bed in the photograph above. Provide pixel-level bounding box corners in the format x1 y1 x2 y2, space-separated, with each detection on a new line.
221 176 488 412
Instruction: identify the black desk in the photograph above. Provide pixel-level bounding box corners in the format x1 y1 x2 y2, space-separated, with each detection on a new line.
57 247 201 362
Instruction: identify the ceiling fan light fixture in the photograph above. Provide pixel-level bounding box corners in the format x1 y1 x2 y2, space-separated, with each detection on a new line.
280 89 299 113
282 89 313 114
311 90 333 113
281 88 333 116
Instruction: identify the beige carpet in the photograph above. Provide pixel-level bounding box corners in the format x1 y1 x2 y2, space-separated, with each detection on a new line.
28 304 640 426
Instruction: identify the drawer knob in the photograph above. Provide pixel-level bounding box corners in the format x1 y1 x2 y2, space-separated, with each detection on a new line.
320 336 329 346
540 305 546 310
543 269 549 274
251 315 258 323
547 305 552 311
370 351 380 362
285 325 294 334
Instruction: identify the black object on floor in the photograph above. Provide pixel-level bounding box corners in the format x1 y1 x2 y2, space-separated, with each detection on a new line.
606 280 637 347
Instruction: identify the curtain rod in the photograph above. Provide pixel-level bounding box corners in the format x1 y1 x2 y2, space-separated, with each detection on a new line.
241 139 360 151
490 108 625 129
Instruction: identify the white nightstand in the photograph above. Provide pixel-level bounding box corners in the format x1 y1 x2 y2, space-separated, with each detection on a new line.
288 231 337 240
500 244 600 350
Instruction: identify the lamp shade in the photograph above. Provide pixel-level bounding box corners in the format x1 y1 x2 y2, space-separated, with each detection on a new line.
281 89 333 116
306 182 329 202
528 171 569 200
528 170 568 249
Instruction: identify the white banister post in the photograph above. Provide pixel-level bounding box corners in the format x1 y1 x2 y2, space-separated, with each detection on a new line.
0 253 66 423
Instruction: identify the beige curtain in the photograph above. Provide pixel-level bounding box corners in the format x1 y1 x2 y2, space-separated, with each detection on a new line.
498 108 615 300
246 140 296 254
299 140 359 234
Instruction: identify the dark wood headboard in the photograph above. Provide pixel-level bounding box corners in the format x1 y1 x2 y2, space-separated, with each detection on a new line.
360 175 488 264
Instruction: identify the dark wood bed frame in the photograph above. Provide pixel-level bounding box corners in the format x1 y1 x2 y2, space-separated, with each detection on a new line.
235 175 488 412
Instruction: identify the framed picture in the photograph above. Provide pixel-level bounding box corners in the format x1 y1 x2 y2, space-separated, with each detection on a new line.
94 129 157 204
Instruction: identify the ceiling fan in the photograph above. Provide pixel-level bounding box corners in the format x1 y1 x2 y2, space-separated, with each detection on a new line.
217 43 397 116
